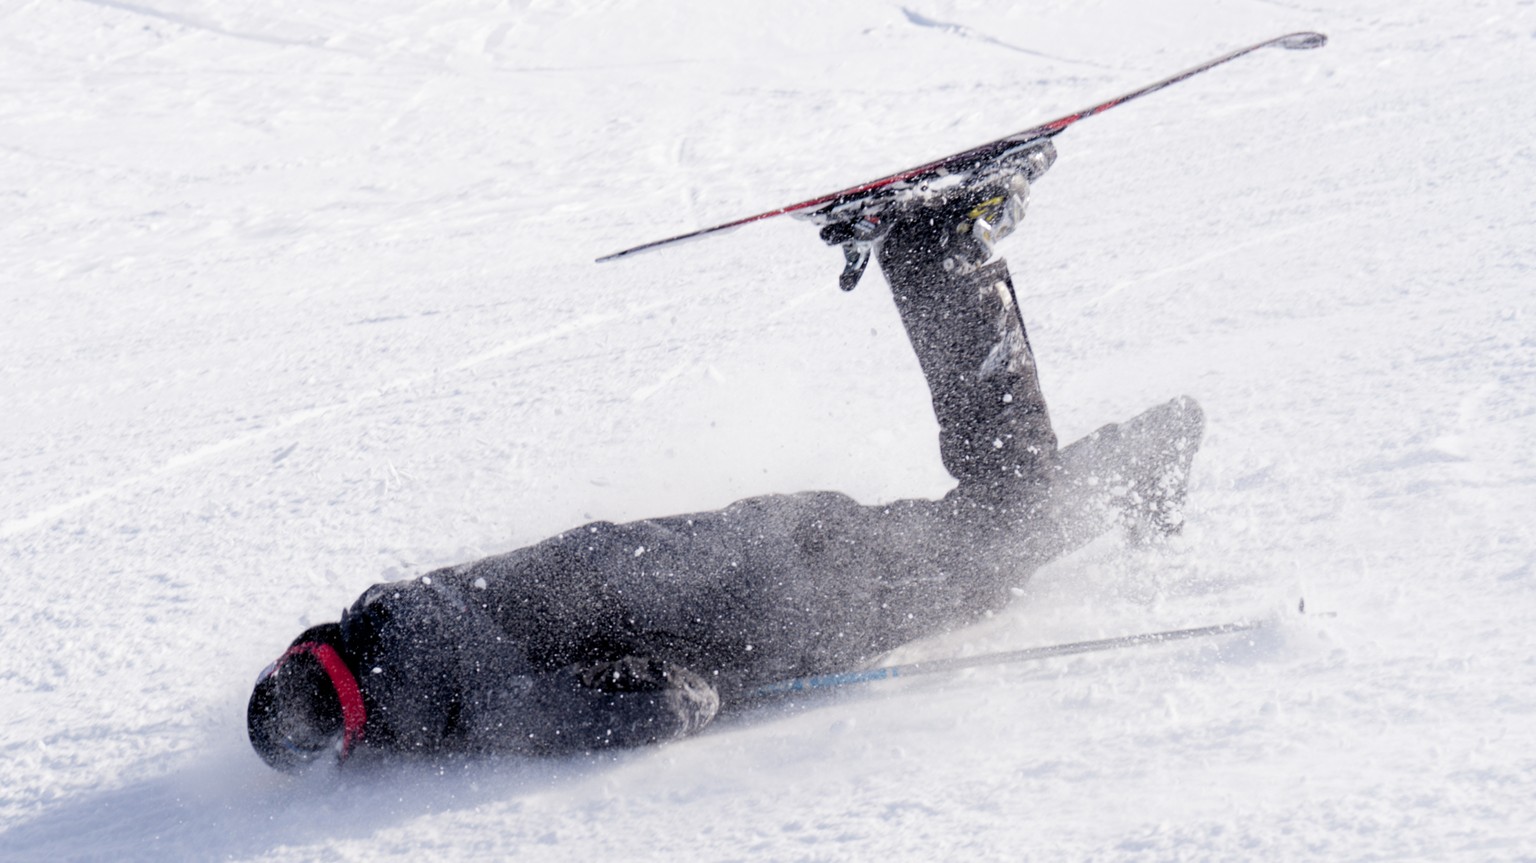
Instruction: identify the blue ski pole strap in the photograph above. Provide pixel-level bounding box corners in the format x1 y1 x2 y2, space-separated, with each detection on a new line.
750 618 1269 699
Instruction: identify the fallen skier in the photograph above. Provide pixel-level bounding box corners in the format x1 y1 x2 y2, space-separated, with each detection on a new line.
247 140 1204 771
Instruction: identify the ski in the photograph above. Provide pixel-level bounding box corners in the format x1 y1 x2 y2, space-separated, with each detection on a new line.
597 31 1326 265
751 617 1271 698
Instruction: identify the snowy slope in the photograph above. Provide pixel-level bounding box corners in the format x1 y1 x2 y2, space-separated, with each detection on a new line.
2 0 1533 859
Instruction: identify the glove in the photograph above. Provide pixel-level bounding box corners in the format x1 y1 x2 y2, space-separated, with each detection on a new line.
522 656 720 753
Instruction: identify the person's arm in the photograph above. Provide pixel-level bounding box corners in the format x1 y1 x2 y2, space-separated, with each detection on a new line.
516 655 720 754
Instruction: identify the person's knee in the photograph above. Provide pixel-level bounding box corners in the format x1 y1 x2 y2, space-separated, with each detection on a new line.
1166 395 1205 443
1126 395 1203 447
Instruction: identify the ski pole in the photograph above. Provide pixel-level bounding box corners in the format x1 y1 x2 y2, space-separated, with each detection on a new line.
751 618 1269 698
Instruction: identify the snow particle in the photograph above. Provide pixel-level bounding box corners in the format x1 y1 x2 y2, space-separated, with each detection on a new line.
473 577 488 590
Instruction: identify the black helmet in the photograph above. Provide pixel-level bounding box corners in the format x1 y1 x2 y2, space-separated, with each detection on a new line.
247 625 367 772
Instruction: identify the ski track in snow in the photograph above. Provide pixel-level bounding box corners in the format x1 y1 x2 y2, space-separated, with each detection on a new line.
75 0 340 52
0 300 680 539
1089 211 1352 306
898 7 1116 70
2 0 1535 860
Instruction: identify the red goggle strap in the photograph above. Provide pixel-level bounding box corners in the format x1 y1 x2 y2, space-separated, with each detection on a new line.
272 641 368 760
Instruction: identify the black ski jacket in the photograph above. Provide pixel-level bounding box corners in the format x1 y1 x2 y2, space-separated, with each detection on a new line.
325 488 1027 756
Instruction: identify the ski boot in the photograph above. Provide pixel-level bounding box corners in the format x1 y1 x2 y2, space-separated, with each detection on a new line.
805 139 1056 291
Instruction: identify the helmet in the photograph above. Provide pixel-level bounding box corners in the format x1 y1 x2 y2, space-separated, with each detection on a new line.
247 626 367 772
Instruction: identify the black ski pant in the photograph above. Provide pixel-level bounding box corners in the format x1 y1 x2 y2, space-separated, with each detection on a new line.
875 215 1205 582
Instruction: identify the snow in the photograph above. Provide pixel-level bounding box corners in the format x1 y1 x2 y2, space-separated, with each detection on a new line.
2 0 1533 859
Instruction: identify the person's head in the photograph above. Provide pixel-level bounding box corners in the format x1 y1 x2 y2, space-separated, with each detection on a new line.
247 625 367 772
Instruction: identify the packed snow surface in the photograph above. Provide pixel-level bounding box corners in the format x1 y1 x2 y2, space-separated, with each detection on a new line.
3 0 1534 860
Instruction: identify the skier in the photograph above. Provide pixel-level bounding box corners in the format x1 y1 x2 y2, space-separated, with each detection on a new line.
247 141 1204 771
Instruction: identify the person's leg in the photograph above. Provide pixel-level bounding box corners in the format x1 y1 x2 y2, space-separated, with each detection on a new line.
871 159 1204 569
1034 395 1206 561
876 194 1057 500
843 392 1204 658
853 173 1065 629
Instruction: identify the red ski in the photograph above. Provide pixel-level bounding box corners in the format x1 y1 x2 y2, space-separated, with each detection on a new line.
597 32 1326 264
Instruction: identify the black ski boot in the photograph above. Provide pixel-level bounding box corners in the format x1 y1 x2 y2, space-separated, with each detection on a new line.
815 140 1056 291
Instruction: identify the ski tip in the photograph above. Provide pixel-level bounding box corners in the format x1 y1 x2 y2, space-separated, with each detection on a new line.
596 222 745 264
1277 32 1327 51
595 242 657 264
